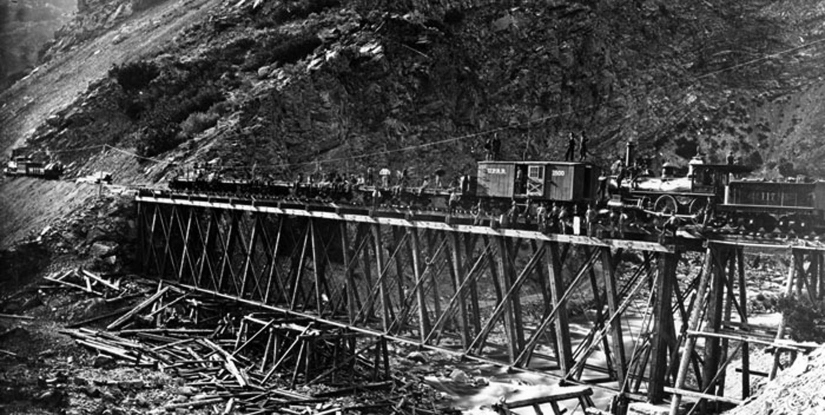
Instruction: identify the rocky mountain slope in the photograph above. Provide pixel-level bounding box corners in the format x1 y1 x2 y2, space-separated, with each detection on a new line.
0 0 76 90
3 0 825 188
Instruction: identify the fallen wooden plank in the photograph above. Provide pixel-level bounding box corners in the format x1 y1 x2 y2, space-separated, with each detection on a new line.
52 270 73 282
81 269 120 290
107 286 171 330
43 275 104 296
164 397 224 409
201 339 248 387
0 349 19 357
664 386 743 405
494 386 593 409
117 328 213 335
145 293 189 319
313 381 394 398
0 313 34 320
66 305 134 328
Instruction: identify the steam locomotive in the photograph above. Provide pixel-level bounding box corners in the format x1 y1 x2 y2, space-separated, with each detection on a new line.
167 146 825 235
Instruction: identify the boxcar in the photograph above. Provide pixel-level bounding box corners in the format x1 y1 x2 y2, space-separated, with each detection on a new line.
476 161 600 202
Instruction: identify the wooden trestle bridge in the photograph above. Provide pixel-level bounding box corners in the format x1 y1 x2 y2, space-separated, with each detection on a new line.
135 191 825 414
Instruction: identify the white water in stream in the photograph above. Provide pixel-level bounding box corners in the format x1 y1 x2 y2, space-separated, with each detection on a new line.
426 311 782 414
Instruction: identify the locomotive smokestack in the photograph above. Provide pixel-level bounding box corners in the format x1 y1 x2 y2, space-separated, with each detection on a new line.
625 141 635 167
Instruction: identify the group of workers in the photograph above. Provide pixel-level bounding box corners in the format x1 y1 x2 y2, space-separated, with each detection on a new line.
468 199 609 237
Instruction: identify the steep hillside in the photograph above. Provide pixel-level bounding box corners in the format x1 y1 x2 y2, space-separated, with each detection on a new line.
3 0 825 243
0 0 76 90
4 0 825 183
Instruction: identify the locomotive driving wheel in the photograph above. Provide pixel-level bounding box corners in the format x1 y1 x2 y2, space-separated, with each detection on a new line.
654 195 678 214
688 198 707 225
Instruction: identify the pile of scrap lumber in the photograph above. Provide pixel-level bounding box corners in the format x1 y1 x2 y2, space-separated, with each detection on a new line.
55 277 452 415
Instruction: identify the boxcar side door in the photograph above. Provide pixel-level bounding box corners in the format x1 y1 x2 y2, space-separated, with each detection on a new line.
527 165 545 197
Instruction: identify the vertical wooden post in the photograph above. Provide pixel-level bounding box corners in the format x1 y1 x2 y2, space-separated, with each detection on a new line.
602 247 627 389
814 251 825 299
466 236 482 335
157 205 175 279
450 232 471 348
391 227 408 314
372 224 391 331
137 202 145 273
195 210 217 290
669 247 714 415
737 248 750 399
809 251 819 299
177 208 195 284
240 213 260 297
648 252 674 402
340 222 357 324
700 248 727 413
495 236 520 362
263 218 284 305
479 235 505 354
586 251 612 375
217 211 239 293
360 225 376 320
408 227 431 342
770 250 798 380
547 242 573 373
290 220 310 309
310 219 325 313
716 254 736 403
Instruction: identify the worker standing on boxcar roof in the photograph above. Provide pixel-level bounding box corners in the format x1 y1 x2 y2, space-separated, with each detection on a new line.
492 134 501 160
579 132 589 161
726 150 735 165
565 133 576 161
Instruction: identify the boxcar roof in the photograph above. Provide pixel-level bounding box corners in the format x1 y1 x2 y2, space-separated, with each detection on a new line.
478 160 595 166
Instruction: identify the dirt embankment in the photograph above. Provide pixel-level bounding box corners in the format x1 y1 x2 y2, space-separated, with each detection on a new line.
0 177 99 250
724 347 825 415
